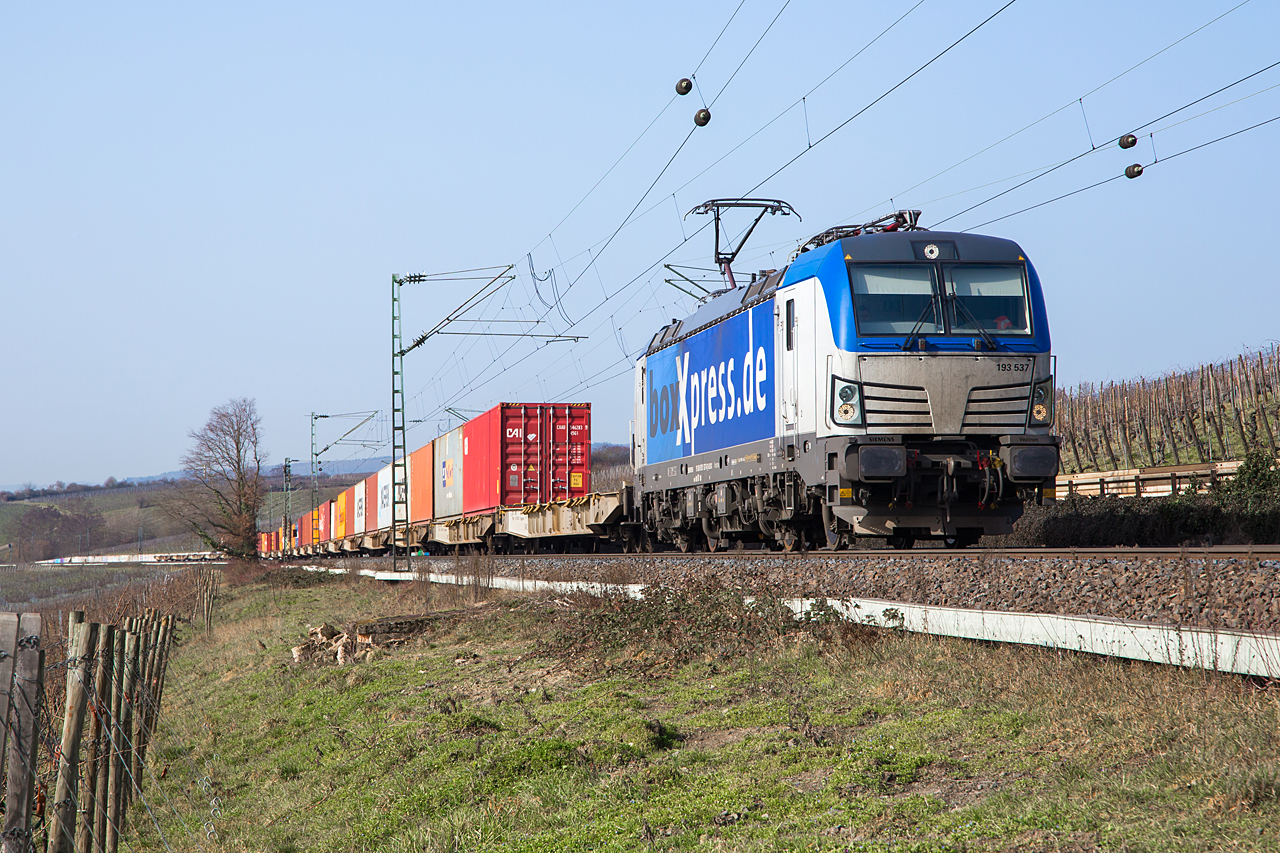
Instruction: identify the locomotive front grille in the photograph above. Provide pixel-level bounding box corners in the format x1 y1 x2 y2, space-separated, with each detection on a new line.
862 382 933 429
857 355 1039 435
962 382 1031 429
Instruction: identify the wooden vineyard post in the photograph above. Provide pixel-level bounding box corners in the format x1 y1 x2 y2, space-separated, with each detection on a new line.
79 624 114 853
1255 352 1278 455
3 613 43 853
47 620 98 853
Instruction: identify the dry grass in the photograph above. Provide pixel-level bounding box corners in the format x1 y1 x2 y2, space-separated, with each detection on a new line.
130 575 1280 852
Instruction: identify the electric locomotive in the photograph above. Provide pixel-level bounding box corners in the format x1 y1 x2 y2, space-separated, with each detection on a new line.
631 207 1059 550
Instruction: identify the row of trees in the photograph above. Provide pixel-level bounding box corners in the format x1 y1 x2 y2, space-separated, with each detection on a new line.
1 476 140 503
1056 345 1280 473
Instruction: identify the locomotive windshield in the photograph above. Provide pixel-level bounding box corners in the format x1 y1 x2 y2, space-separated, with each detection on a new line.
849 264 941 335
849 262 1031 337
945 264 1030 335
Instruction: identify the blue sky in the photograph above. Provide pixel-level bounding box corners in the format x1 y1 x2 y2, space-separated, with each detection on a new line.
3 1 1277 487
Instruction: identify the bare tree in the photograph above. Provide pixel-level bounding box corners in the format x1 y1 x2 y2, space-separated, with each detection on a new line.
164 397 267 559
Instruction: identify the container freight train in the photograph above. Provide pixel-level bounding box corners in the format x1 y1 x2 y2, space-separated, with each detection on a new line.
262 211 1059 557
262 402 607 557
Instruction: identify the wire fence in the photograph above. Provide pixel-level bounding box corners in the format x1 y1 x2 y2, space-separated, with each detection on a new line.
1 565 217 853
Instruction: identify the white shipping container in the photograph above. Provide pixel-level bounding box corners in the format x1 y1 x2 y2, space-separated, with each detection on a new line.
353 481 366 534
376 464 393 530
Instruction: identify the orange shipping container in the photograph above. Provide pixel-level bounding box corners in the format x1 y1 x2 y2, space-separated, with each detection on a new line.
409 443 434 522
365 477 379 531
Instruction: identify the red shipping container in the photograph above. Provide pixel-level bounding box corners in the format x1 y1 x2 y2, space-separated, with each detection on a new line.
365 477 379 531
343 486 357 536
318 500 332 542
409 443 434 522
462 402 591 514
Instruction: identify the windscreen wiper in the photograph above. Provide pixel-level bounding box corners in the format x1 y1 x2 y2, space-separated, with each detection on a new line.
901 296 939 351
949 292 998 351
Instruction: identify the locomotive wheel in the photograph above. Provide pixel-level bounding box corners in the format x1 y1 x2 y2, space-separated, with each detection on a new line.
888 534 915 550
944 531 980 549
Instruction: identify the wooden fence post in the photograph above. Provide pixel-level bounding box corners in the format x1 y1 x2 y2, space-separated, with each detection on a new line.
3 613 43 853
0 613 19 807
79 624 114 853
103 630 126 853
135 618 162 778
129 617 154 799
47 619 98 853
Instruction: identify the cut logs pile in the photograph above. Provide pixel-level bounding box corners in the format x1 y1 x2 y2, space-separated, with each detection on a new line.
291 614 458 665
291 623 361 665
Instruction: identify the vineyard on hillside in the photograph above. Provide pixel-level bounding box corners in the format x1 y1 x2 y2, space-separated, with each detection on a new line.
1055 344 1280 474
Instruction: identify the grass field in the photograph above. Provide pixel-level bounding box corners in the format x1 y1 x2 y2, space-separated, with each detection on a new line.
123 570 1280 853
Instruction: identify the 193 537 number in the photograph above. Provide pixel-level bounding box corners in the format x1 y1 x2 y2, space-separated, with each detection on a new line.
997 362 1030 372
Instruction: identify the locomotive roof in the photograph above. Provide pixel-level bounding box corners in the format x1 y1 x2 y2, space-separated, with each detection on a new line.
644 268 782 356
833 229 1026 263
642 229 1029 357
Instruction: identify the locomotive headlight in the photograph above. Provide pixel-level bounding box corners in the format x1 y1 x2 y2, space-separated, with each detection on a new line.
1028 376 1055 427
831 376 863 426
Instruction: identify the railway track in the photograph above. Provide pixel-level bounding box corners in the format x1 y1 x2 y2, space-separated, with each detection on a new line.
325 544 1280 561
302 553 1280 679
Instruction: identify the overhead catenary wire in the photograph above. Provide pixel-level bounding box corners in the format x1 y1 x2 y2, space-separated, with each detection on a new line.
708 0 792 107
401 0 945 422
963 110 1280 231
847 0 1258 224
546 83 1280 400
741 0 1022 196
693 0 750 77
373 1 1267 454
932 56 1280 228
383 1 1020 442
558 17 1280 400
624 0 927 232
398 0 806 428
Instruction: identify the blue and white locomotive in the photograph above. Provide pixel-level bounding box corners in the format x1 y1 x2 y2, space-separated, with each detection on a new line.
631 207 1059 550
